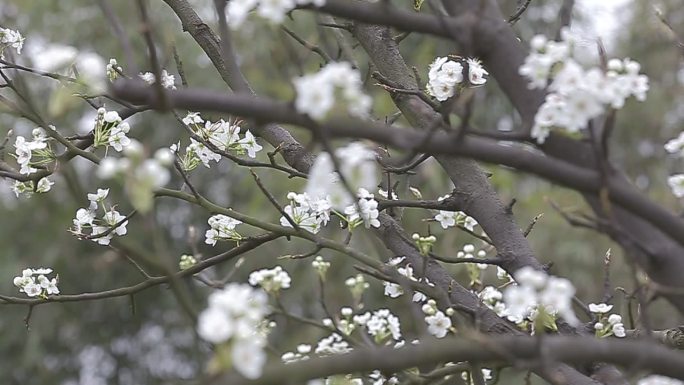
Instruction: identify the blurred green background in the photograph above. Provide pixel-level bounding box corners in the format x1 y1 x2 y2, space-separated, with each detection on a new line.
1 0 683 383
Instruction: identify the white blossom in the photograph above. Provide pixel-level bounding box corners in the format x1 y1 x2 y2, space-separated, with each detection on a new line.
248 266 291 293
588 303 613 314
205 214 243 245
0 27 25 57
138 69 176 89
293 62 371 120
425 311 452 338
665 132 684 157
638 375 684 385
226 0 325 29
305 142 377 210
668 174 684 198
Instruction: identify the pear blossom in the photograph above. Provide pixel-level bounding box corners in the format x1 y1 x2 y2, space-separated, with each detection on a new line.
197 283 271 379
503 268 579 327
13 267 59 297
425 311 452 338
638 376 684 385
668 174 684 198
138 69 176 89
305 142 377 210
0 27 24 56
665 132 684 157
467 58 489 85
205 214 243 245
588 303 613 314
293 62 371 120
521 30 649 143
238 130 263 158
226 0 326 29
248 266 291 293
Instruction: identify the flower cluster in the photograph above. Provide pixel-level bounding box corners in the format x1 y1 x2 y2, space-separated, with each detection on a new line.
589 303 625 338
665 132 684 198
197 283 271 379
13 128 53 175
638 375 684 385
178 112 263 170
226 0 326 29
11 177 54 198
91 108 131 152
345 274 370 304
281 344 312 363
314 333 352 355
0 27 24 58
422 299 454 338
311 256 331 278
426 56 488 101
139 69 176 89
344 188 381 229
305 142 378 209
205 214 243 245
382 257 428 302
13 268 59 298
503 267 579 328
412 233 436 255
106 58 122 81
433 194 478 230
70 189 128 245
354 309 402 343
179 254 197 270
248 266 292 294
294 61 372 120
280 192 331 234
97 140 173 213
520 30 649 143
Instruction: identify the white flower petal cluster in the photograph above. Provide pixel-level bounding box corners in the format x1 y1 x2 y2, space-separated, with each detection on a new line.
305 142 377 210
70 189 128 245
503 266 579 326
13 128 50 175
0 27 24 57
638 375 684 385
355 309 402 343
281 344 312 363
315 333 352 355
11 177 54 198
382 258 429 302
664 132 684 199
665 132 684 157
13 267 59 297
425 311 452 338
294 62 372 120
197 283 270 379
589 304 626 338
180 112 263 169
668 174 684 198
344 188 381 229
248 266 291 294
280 192 331 234
520 30 649 144
91 108 131 152
106 58 122 81
226 0 325 29
98 144 172 187
205 214 243 245
139 69 176 89
426 56 488 101
421 300 453 338
433 194 478 230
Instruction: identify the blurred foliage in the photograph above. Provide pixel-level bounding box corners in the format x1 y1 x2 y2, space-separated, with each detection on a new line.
0 0 683 384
